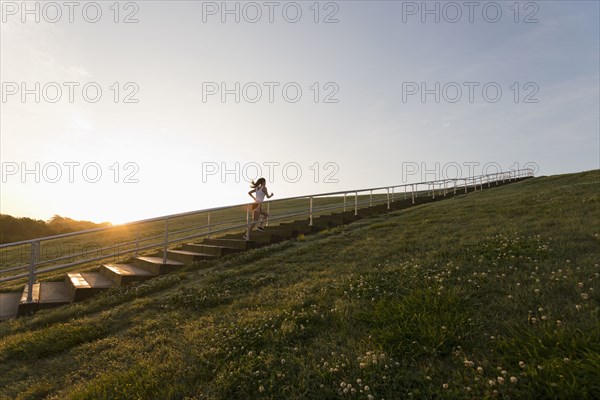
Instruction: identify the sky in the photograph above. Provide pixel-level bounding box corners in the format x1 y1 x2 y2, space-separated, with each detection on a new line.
1 0 599 224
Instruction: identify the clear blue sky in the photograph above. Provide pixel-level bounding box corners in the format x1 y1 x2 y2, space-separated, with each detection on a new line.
1 1 598 223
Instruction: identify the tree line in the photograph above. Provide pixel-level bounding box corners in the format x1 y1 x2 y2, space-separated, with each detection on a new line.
0 214 111 244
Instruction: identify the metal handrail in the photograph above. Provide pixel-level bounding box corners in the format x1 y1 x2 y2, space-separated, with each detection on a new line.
0 169 528 248
0 169 534 299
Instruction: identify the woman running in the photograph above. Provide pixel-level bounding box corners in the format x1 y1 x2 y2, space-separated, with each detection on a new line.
244 178 274 240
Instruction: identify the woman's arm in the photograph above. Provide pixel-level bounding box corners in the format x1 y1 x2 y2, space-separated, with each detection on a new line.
248 189 256 200
263 186 274 198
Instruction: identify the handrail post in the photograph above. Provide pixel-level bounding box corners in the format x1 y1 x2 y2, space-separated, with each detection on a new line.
343 193 347 212
411 185 415 204
26 241 38 303
163 218 169 264
369 190 373 207
432 183 435 199
454 179 457 194
134 228 139 257
354 191 358 215
391 187 395 203
207 212 211 238
309 196 313 226
444 181 447 196
386 188 390 210
404 185 407 200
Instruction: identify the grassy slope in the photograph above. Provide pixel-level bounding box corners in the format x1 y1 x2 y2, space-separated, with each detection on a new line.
0 170 598 400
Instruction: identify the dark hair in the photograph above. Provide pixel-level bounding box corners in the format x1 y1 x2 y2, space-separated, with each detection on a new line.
250 178 266 189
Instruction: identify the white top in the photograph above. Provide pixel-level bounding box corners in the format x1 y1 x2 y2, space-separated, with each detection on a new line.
255 186 266 202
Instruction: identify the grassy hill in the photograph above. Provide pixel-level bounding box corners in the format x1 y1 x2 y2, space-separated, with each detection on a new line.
0 170 598 400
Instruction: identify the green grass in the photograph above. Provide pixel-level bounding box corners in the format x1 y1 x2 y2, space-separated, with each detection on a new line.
0 170 598 399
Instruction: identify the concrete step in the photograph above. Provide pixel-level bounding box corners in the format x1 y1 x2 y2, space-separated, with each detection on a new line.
66 272 115 302
201 238 258 250
356 208 383 216
18 283 40 315
0 292 21 321
274 223 314 233
17 282 72 315
388 200 415 210
334 211 365 222
37 282 72 310
311 215 344 227
133 256 184 275
182 243 242 257
222 231 284 244
338 204 392 216
413 197 440 205
166 249 216 264
280 219 329 232
250 227 297 239
262 225 312 236
100 263 157 285
353 204 402 214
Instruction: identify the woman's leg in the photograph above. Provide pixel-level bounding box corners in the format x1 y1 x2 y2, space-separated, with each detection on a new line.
253 207 262 227
258 208 269 228
245 204 260 239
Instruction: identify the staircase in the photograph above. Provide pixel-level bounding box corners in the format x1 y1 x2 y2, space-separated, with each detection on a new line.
0 177 529 320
